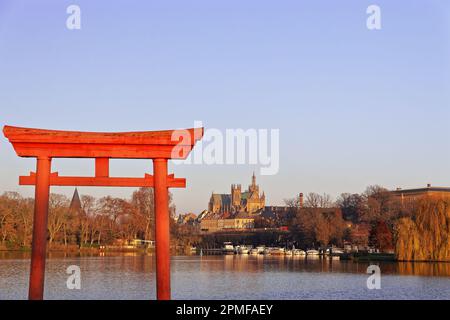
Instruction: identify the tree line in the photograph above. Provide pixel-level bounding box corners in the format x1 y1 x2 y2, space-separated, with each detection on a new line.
1 185 449 261
0 188 176 249
282 185 450 261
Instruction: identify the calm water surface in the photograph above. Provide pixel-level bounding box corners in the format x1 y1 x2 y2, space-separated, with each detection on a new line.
1 252 449 300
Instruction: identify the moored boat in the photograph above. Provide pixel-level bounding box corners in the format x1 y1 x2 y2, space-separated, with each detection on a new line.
326 248 344 255
222 242 235 255
256 246 266 254
271 247 285 255
306 249 320 256
238 246 250 254
293 249 306 256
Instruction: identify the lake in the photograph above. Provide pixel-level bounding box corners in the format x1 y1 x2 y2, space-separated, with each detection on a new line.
1 252 450 300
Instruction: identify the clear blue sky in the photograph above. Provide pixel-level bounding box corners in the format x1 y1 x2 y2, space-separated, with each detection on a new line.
0 0 449 214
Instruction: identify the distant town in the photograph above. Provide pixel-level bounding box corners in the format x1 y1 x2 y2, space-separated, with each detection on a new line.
1 173 450 262
175 174 450 261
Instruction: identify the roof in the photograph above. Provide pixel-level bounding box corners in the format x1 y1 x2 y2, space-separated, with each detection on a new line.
3 125 203 159
211 194 231 205
262 206 293 219
391 187 450 194
69 188 83 213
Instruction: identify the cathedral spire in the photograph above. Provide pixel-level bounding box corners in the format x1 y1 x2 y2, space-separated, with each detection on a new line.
69 188 83 215
252 171 256 186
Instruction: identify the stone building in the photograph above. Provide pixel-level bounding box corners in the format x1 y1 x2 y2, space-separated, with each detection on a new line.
200 215 255 233
208 173 265 215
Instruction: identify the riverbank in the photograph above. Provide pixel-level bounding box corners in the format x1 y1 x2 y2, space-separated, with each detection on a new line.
340 252 396 262
0 243 196 258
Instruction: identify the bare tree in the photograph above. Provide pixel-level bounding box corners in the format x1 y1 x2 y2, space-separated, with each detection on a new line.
47 194 70 244
304 192 334 208
131 188 155 241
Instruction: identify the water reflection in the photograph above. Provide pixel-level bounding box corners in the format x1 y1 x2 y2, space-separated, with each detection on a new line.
1 252 450 299
194 254 450 277
1 251 450 277
0 251 154 260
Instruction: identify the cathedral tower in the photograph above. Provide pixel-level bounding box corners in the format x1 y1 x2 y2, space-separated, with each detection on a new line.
249 172 259 194
231 184 241 207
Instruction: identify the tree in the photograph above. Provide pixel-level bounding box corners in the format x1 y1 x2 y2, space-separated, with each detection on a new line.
362 185 400 223
47 194 70 244
304 192 334 208
0 192 22 244
0 192 34 247
369 220 393 251
336 193 365 222
395 197 450 261
131 188 155 241
289 204 346 248
78 195 96 245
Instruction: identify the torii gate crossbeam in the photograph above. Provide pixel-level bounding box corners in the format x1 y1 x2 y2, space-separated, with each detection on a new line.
3 125 203 300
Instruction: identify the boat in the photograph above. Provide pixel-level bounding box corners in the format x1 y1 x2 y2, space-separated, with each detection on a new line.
271 247 285 255
249 248 259 255
222 242 235 255
256 246 266 254
285 250 293 256
238 246 250 254
306 249 320 256
326 248 344 255
293 249 306 256
263 248 271 255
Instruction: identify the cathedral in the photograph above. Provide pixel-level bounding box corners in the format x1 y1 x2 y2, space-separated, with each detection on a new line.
208 173 266 215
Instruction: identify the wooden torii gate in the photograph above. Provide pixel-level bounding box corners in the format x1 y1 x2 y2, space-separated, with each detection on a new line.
3 125 203 300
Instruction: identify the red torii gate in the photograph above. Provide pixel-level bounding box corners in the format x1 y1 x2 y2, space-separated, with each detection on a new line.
3 125 203 300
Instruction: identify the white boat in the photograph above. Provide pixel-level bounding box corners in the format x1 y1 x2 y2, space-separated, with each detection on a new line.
222 242 235 255
263 248 271 255
238 246 250 254
285 250 293 256
249 248 259 255
306 249 320 256
293 249 306 256
271 247 285 255
326 248 344 255
256 246 266 254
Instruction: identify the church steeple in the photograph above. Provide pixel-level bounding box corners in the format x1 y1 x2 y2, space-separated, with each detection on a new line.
249 171 259 194
69 188 83 215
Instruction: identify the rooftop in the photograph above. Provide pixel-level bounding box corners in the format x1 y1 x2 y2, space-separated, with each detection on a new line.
391 185 450 194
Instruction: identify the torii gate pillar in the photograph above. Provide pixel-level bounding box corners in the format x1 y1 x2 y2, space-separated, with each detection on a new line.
29 156 51 300
153 158 170 300
3 125 203 300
